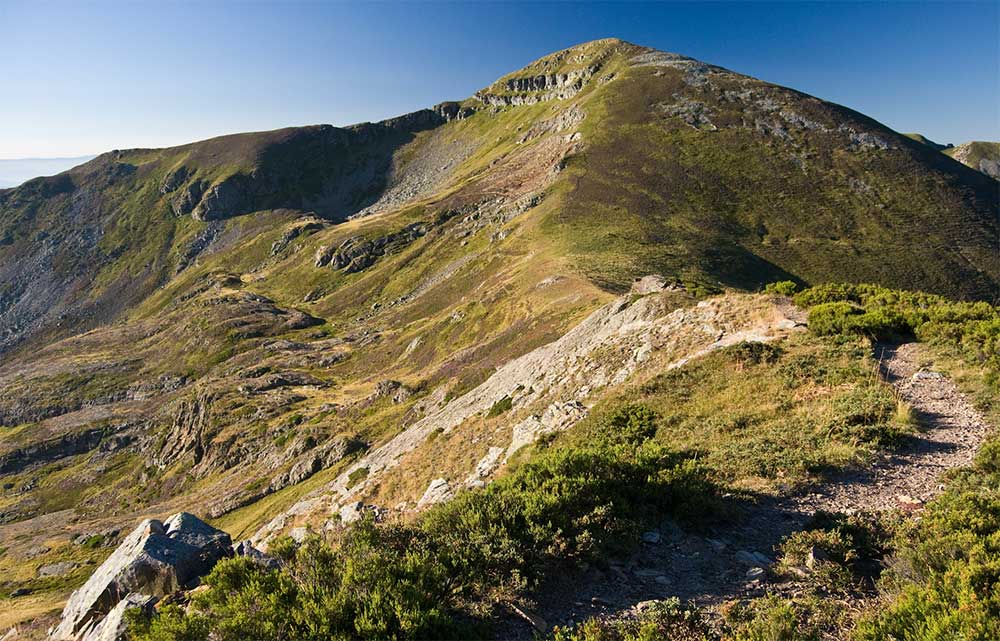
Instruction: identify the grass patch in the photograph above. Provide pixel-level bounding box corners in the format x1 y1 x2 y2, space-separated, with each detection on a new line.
485 395 513 418
563 334 908 492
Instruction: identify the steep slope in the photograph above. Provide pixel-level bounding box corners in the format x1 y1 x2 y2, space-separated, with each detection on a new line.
2 39 998 359
944 140 1000 179
1 38 999 636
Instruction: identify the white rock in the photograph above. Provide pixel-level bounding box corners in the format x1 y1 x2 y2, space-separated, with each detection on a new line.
80 593 156 641
417 478 452 507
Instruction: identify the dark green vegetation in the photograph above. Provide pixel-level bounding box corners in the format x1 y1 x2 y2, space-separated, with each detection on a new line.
550 55 999 296
129 407 717 640
856 438 1000 641
794 283 1000 389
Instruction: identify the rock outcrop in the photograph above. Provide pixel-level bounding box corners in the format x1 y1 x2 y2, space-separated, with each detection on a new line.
50 513 231 640
79 593 156 641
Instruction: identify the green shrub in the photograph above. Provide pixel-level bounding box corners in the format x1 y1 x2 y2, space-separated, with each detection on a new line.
764 280 800 296
806 302 911 340
726 341 784 366
346 466 369 488
547 598 709 641
794 284 999 377
854 437 1000 641
776 512 895 596
591 404 659 447
486 395 513 418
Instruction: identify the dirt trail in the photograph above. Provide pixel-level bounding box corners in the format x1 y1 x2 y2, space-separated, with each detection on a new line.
506 342 994 638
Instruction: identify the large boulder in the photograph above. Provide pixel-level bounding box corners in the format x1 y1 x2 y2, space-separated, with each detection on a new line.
50 513 231 640
80 593 156 641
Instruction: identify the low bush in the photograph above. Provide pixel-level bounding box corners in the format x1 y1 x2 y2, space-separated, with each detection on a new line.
547 598 710 641
794 284 999 378
764 280 800 296
485 395 513 418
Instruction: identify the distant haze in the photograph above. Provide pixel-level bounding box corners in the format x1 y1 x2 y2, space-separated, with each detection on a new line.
0 156 96 188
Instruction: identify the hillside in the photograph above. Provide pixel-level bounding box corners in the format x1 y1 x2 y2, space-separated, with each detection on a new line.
944 140 1000 179
0 39 998 640
902 132 950 151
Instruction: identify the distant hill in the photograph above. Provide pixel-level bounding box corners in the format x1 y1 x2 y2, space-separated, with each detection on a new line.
903 132 951 151
945 140 1000 179
0 155 96 188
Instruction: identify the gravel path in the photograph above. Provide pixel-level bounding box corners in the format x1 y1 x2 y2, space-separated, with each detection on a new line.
501 342 995 638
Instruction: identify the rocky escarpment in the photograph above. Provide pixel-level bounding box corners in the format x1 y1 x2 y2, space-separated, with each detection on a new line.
475 67 599 107
163 103 475 223
252 283 804 545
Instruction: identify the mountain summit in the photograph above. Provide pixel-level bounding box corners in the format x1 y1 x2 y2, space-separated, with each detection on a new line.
1 39 997 355
0 39 998 638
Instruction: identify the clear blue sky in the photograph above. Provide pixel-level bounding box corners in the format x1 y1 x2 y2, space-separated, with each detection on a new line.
1 1 997 158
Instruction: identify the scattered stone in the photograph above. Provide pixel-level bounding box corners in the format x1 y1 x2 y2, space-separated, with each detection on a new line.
706 537 726 552
9 587 30 597
641 531 662 544
746 567 766 580
338 501 367 524
288 527 310 543
805 545 829 570
37 561 77 577
510 603 548 632
233 541 279 569
896 494 925 512
464 447 505 487
370 380 414 404
417 478 452 507
505 401 587 461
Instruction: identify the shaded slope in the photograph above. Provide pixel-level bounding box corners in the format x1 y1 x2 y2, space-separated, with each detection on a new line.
546 49 1000 296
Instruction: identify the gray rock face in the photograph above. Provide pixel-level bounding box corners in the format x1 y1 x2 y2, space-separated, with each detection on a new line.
325 222 429 274
37 561 77 577
416 478 452 507
50 513 231 640
980 158 1000 179
79 593 156 641
192 176 251 221
159 166 189 195
170 180 205 217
